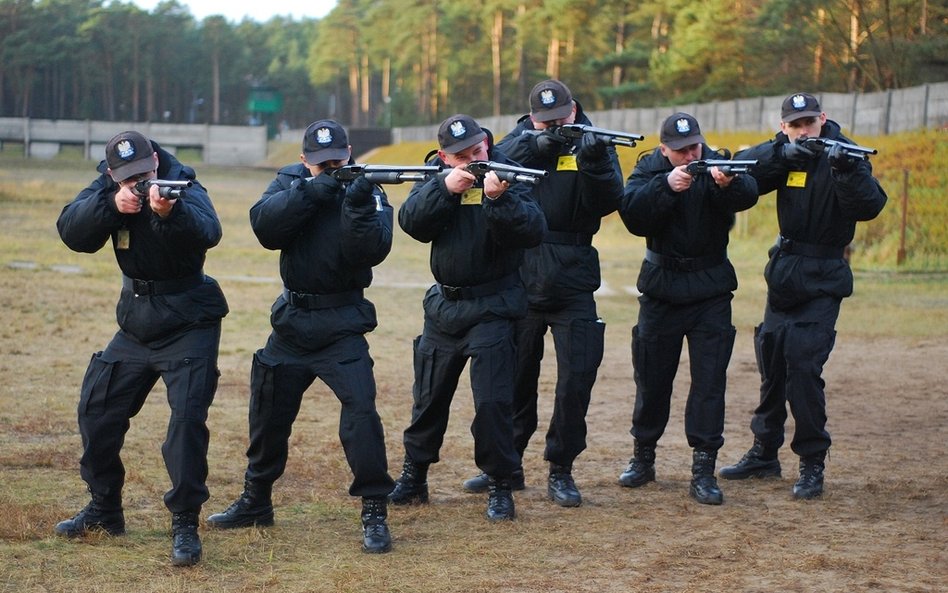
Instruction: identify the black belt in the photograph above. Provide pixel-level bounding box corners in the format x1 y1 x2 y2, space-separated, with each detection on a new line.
776 235 845 259
122 272 205 296
644 248 726 272
438 272 519 301
283 288 364 310
544 230 593 246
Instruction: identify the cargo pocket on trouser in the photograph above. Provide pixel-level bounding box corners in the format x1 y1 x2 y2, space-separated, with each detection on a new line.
751 323 788 447
166 357 216 423
413 334 445 409
568 318 606 377
250 350 277 418
79 351 117 417
630 325 680 444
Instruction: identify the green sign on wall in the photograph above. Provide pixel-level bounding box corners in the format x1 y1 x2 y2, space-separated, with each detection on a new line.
248 87 283 113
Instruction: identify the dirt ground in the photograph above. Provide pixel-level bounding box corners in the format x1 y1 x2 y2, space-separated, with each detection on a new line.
0 163 944 591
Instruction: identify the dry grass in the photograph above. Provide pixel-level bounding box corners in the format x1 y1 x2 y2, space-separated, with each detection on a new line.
0 146 945 592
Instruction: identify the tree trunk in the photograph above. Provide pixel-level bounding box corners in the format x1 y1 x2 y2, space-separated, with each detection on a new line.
492 9 503 117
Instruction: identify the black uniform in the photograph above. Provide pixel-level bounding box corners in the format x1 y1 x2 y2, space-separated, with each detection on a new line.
243 163 395 498
620 146 758 452
56 142 228 514
735 120 887 458
495 104 623 468
398 135 547 479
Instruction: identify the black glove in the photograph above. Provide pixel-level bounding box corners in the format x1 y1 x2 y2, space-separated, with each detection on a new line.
535 129 568 158
577 131 608 164
294 173 339 203
780 140 819 165
345 174 375 207
827 142 858 172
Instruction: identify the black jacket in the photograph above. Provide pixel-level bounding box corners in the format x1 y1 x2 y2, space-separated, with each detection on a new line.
736 120 887 309
496 102 624 308
398 131 546 288
57 140 228 343
620 145 759 304
250 163 393 350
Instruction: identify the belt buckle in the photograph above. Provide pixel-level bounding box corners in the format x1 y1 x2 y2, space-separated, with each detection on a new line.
441 285 462 300
672 257 692 272
133 279 154 295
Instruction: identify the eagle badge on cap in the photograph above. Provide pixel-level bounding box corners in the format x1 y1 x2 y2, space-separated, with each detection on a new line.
792 95 807 110
116 139 136 161
540 89 556 106
675 118 691 135
450 120 467 138
316 127 333 146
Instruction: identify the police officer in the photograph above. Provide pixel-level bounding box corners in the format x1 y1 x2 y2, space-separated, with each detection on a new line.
459 80 623 507
55 130 229 566
205 120 397 553
389 114 547 521
721 93 887 499
617 113 758 505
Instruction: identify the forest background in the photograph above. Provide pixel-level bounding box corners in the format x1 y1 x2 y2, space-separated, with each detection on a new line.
1 0 945 130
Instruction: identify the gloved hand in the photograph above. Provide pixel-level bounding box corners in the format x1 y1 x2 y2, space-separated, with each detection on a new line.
780 140 819 165
577 131 608 165
535 129 568 158
345 174 375 207
294 173 339 204
827 142 858 172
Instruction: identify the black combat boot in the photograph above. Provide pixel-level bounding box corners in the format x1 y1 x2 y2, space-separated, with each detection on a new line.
389 456 429 505
170 510 202 567
689 449 724 505
54 491 125 538
206 480 274 528
486 477 516 521
618 441 656 488
792 453 825 500
361 496 392 554
547 463 582 508
719 438 781 480
462 467 525 494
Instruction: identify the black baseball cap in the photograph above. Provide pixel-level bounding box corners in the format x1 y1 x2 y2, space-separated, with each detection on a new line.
437 114 487 154
660 112 705 150
529 79 574 122
781 92 822 122
302 119 350 164
105 131 155 181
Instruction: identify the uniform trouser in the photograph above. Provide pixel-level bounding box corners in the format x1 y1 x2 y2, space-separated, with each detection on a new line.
244 333 394 498
402 318 520 478
750 295 840 458
630 293 736 452
512 293 604 468
77 324 221 513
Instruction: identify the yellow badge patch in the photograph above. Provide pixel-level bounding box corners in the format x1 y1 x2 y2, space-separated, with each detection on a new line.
116 229 130 250
557 155 578 171
461 188 482 205
787 171 807 188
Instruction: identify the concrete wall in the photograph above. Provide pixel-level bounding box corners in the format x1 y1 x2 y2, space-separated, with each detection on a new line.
0 119 267 165
393 81 948 146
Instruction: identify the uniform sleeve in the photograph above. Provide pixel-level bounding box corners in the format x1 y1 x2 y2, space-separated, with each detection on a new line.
710 172 759 214
495 131 542 168
619 161 677 237
341 185 394 267
249 172 332 250
735 139 787 195
398 174 461 243
483 180 547 248
578 146 623 217
56 173 124 253
832 161 888 221
148 176 222 250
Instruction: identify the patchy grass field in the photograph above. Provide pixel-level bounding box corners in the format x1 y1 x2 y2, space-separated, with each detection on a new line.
0 138 945 593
